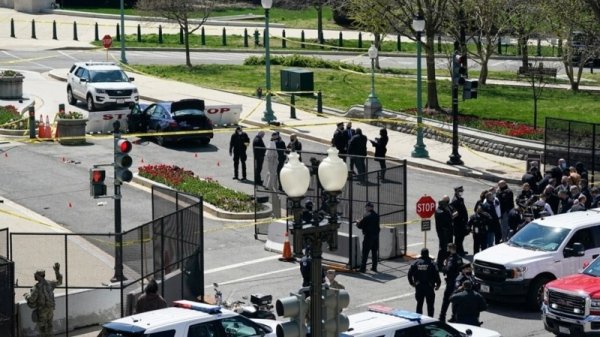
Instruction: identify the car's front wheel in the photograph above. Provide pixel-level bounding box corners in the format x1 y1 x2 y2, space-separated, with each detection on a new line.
67 87 77 105
86 95 96 111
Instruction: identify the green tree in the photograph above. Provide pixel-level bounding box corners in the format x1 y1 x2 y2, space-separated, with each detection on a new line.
136 0 217 67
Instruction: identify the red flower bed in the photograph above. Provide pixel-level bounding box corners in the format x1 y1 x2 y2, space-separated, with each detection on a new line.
138 164 194 186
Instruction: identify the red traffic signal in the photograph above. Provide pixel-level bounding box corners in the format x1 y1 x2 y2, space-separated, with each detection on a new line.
90 169 107 198
114 138 133 184
117 139 132 154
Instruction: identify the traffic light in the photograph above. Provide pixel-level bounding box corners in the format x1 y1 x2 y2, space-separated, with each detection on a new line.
275 293 307 337
452 52 467 85
90 168 107 198
463 80 479 100
114 138 133 184
322 287 350 337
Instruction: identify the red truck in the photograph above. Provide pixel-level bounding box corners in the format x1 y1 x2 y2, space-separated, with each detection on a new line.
542 252 600 336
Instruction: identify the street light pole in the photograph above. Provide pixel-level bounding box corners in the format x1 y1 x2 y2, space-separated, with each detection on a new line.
364 44 382 118
261 0 276 124
280 149 348 337
411 16 428 158
111 121 126 283
119 0 127 64
448 43 464 165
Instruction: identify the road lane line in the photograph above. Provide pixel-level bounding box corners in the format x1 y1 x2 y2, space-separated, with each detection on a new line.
204 266 298 288
205 255 281 274
357 292 415 307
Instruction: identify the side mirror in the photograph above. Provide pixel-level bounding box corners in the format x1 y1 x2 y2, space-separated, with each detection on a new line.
80 78 87 82
129 77 135 82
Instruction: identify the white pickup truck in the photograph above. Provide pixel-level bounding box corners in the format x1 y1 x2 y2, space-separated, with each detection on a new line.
472 209 600 310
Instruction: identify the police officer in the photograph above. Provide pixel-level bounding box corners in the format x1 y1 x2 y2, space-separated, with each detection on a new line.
455 263 478 293
357 202 380 273
450 280 487 326
439 243 463 322
25 263 62 337
229 126 250 180
451 186 469 256
468 205 491 254
407 248 441 317
435 195 454 270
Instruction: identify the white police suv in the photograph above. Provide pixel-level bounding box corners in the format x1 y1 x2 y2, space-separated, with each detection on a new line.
342 305 501 337
67 61 139 111
98 300 278 337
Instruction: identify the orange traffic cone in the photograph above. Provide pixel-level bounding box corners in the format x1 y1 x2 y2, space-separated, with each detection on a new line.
279 230 295 262
44 115 52 140
38 114 46 138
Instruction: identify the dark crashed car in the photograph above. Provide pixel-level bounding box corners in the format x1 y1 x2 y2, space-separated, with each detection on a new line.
128 99 213 146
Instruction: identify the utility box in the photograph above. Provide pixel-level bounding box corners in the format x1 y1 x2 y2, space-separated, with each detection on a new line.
280 68 313 94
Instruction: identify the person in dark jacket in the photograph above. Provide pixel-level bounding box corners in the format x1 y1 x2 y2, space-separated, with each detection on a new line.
286 133 303 162
507 206 524 237
481 191 501 246
408 248 441 317
439 243 463 323
136 279 167 314
468 205 491 254
543 185 560 215
450 281 487 326
229 126 250 180
497 180 514 242
252 131 266 185
557 190 573 214
348 128 368 179
522 166 541 194
591 187 600 208
435 195 454 270
575 162 589 181
370 128 388 180
515 183 533 207
356 202 380 273
331 122 347 156
273 132 287 190
450 186 469 256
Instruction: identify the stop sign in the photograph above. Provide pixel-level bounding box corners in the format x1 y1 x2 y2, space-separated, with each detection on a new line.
102 34 113 49
416 195 436 219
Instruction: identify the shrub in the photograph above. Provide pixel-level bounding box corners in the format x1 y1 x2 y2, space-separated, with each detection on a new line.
57 110 84 119
138 164 260 213
244 55 367 73
0 105 27 129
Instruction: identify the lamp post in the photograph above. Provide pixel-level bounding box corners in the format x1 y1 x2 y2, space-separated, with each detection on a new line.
119 0 127 64
447 42 464 165
364 44 382 118
411 15 428 158
261 0 276 124
280 148 348 337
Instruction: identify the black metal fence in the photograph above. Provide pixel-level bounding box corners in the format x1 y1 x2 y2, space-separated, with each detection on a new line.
7 186 203 336
0 256 14 337
254 149 407 267
544 117 600 184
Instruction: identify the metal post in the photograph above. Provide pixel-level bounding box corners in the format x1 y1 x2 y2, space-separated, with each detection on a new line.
317 90 323 114
282 30 286 48
137 24 141 42
411 31 428 158
119 0 128 64
290 94 296 119
437 35 441 53
262 8 276 123
31 19 36 39
254 29 259 47
358 32 362 49
28 106 35 139
497 38 502 55
447 46 463 165
310 240 324 337
397 35 401 51
201 26 206 45
158 25 163 44
339 31 343 47
180 27 184 45
52 20 57 40
10 18 15 38
111 121 126 283
222 27 227 46
301 30 305 48
94 22 99 41
116 23 120 42
244 28 248 47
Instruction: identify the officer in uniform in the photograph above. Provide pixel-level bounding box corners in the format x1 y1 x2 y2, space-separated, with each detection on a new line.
357 202 380 273
407 248 441 317
25 263 62 337
439 243 463 322
450 281 487 326
455 263 478 293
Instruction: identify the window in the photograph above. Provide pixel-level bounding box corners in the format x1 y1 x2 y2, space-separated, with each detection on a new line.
422 322 461 337
220 316 263 337
75 67 85 78
188 321 221 337
148 331 176 337
567 227 597 250
394 326 421 337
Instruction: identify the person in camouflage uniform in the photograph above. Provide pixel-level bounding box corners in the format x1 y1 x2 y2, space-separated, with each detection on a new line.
25 262 62 337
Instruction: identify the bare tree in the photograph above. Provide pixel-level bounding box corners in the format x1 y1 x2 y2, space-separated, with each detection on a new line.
354 0 449 111
345 0 392 68
508 0 546 72
518 62 556 129
137 0 216 67
545 0 600 90
583 0 600 21
462 0 515 84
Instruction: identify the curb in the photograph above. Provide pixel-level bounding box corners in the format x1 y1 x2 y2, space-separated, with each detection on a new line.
132 174 272 221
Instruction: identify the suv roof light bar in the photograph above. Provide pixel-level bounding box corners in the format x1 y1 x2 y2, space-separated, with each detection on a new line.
84 61 117 66
368 304 422 321
173 300 222 314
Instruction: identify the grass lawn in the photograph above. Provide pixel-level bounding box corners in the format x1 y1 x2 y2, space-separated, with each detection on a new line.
131 63 600 127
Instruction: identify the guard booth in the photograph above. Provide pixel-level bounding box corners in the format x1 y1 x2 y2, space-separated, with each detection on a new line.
280 68 314 94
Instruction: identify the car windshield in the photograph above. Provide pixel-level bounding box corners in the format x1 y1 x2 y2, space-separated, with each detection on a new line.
583 257 600 277
508 222 570 251
172 108 205 117
90 70 129 83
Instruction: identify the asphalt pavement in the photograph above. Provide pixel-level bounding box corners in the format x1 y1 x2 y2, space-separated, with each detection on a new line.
0 7 559 337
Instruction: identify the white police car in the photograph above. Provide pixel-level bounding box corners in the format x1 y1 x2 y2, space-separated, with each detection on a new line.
341 305 501 337
98 300 278 337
